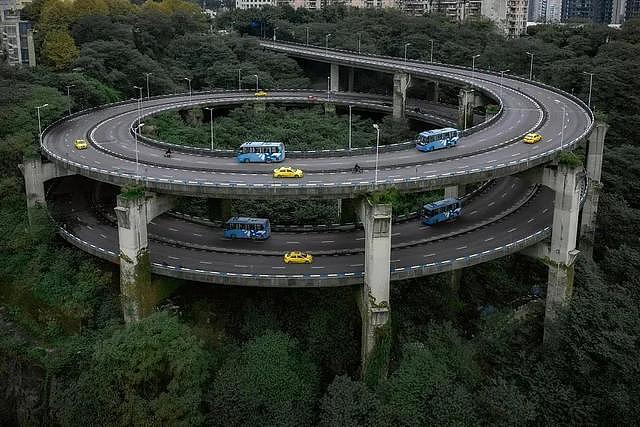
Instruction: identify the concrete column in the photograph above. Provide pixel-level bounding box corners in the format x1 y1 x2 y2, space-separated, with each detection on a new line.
544 163 581 347
579 122 608 259
444 184 466 199
393 72 411 119
433 81 440 103
207 198 232 222
359 199 392 385
330 63 339 92
348 67 355 92
22 157 46 211
114 191 176 323
458 88 475 129
19 157 73 226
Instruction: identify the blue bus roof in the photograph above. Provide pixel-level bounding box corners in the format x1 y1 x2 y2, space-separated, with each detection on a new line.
226 217 269 224
423 197 460 210
418 128 459 138
240 141 283 148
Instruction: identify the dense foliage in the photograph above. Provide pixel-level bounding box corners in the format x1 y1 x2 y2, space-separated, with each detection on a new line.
1 1 640 425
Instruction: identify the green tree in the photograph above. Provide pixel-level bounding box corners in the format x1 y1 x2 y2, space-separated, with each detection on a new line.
51 312 208 425
43 29 80 70
319 375 379 426
207 331 319 426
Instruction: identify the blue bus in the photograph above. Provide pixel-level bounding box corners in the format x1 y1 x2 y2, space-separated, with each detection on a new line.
416 128 460 152
224 217 271 240
236 141 285 163
421 198 462 225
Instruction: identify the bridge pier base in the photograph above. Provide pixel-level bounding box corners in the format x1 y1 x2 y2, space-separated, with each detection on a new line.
579 121 608 259
114 191 176 323
207 198 232 222
458 88 475 129
544 163 581 347
19 156 73 226
330 63 339 92
393 72 411 119
358 199 392 386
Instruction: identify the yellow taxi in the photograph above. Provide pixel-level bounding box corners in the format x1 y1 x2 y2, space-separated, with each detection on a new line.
523 133 542 144
74 139 88 150
284 251 313 264
255 90 268 97
273 166 304 178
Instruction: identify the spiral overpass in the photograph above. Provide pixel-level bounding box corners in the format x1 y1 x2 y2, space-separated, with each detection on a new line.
36 41 595 288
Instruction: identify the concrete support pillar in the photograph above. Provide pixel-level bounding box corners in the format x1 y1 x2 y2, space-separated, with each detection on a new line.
433 81 440 103
444 184 466 199
359 200 392 386
458 88 475 129
114 191 176 323
22 157 46 211
330 63 339 92
544 163 581 347
207 198 232 222
579 122 608 259
393 72 411 119
348 67 355 92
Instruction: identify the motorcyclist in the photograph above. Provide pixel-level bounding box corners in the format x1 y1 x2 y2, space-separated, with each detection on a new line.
354 163 362 173
165 148 172 158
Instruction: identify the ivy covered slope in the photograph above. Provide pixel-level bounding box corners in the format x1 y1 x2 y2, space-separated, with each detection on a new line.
2 1 640 425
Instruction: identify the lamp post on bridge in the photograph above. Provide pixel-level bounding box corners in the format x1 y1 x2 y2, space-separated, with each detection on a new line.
429 39 434 63
526 51 534 80
144 72 153 99
472 54 480 72
36 103 48 147
325 33 331 54
305 27 309 46
348 104 352 151
582 71 594 110
404 42 411 62
253 74 259 91
65 84 75 116
373 123 380 185
499 69 510 99
205 107 215 150
554 99 567 151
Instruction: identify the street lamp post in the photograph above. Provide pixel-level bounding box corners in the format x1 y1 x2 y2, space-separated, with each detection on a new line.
429 39 434 63
253 74 259 91
357 33 361 54
554 99 566 150
526 51 534 80
133 85 143 123
472 54 480 72
582 71 594 109
327 76 330 101
305 27 309 45
373 124 380 184
237 69 241 90
65 84 75 116
404 42 411 62
183 77 192 101
36 103 48 147
205 107 215 150
273 26 278 45
134 123 144 179
325 33 331 53
348 104 352 151
144 72 153 99
500 69 510 98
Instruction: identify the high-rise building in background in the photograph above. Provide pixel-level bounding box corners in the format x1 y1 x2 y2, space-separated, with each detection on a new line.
562 0 612 23
481 0 528 36
625 0 640 18
0 0 35 67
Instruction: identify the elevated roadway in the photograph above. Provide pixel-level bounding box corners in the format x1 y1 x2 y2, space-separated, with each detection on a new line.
40 43 593 198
